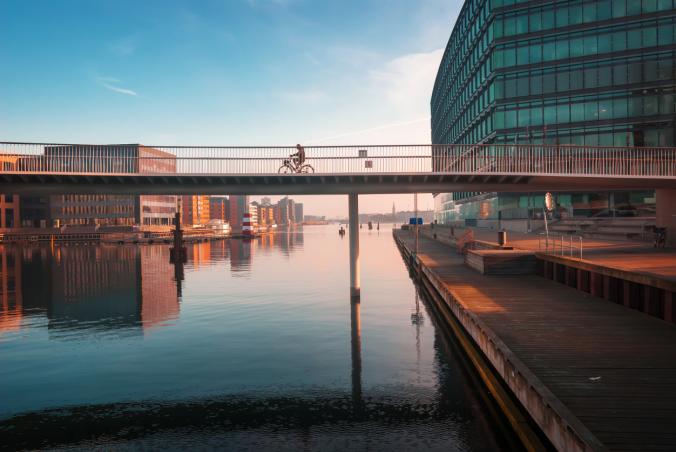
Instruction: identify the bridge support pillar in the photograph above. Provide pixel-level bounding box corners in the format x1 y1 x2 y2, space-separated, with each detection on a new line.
349 193 360 300
656 189 676 248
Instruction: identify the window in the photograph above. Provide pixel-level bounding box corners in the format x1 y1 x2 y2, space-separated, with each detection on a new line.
598 34 612 54
570 37 584 57
613 62 628 84
557 71 570 91
584 35 598 55
613 97 627 119
543 73 556 93
530 10 542 32
571 102 585 122
569 4 583 24
613 31 627 51
530 73 543 95
531 106 543 126
584 67 598 89
557 103 571 123
556 6 569 28
583 2 597 23
556 38 569 59
585 101 599 121
530 43 542 63
518 108 530 127
628 29 642 49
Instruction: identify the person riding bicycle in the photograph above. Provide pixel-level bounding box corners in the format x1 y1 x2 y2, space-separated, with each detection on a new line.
291 144 305 169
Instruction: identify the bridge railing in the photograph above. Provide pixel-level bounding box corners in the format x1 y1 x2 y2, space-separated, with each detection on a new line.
0 142 674 177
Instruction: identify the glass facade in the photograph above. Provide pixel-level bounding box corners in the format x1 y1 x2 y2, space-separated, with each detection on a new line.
431 0 676 223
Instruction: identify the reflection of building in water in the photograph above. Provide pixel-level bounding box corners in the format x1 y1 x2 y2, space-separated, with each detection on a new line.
229 239 253 273
48 246 141 330
0 246 22 333
277 227 304 255
140 246 180 331
189 241 213 269
6 244 179 336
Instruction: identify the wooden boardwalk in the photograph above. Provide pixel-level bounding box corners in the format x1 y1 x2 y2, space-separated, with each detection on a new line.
395 230 676 451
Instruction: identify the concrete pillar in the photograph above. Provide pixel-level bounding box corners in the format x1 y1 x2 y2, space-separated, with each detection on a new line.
349 193 360 299
656 189 676 248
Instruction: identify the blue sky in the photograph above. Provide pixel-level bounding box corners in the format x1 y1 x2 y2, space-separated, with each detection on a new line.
0 0 462 215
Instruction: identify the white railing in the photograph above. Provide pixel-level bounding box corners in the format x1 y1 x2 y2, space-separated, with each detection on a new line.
0 142 674 177
538 234 583 260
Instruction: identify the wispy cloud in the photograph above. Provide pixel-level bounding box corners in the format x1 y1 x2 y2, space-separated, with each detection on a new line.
96 77 138 96
369 48 444 114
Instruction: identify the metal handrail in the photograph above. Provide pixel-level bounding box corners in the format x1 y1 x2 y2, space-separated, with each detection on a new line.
538 233 583 260
0 142 674 177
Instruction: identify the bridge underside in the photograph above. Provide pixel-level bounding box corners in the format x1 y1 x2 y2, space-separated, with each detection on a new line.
2 172 674 195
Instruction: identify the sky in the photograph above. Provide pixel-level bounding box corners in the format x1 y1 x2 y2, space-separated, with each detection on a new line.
0 0 463 217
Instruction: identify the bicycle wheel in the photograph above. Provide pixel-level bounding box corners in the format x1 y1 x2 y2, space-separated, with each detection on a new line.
278 164 293 174
299 164 314 173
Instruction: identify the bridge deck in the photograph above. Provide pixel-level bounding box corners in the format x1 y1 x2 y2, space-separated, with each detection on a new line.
395 230 676 451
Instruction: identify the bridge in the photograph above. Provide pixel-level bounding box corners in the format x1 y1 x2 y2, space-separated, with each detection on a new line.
2 141 676 296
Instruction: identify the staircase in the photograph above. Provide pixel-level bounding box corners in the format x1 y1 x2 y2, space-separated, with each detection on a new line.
548 217 655 242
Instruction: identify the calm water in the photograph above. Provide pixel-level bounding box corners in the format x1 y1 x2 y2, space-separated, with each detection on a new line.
0 225 519 451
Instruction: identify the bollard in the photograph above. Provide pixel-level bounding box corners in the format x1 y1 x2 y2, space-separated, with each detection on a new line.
497 230 508 247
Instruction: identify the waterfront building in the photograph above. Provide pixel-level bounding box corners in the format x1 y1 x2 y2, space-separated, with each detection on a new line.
181 195 210 227
14 145 177 228
209 196 230 223
249 201 260 227
432 0 676 226
0 156 20 230
294 203 304 224
258 205 275 226
228 195 250 234
277 196 295 225
0 195 20 230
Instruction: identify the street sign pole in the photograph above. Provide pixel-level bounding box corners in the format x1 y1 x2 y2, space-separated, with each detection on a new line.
414 193 419 255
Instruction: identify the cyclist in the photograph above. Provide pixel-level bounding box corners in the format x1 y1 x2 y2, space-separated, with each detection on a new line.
291 144 305 169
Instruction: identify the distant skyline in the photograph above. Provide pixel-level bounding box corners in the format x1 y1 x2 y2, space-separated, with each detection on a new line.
0 0 463 215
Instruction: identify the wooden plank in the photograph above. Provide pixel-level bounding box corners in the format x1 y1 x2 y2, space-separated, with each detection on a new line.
394 230 676 451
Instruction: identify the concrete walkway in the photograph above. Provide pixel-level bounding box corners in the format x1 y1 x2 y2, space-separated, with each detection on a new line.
395 230 676 451
428 225 676 283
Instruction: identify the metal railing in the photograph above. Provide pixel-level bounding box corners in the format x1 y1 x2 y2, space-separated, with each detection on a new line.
0 142 675 177
538 233 583 260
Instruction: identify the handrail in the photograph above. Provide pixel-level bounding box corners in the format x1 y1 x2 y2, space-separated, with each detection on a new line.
538 233 583 260
0 142 674 178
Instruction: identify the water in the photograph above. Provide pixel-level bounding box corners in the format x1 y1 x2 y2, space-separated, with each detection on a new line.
0 225 520 451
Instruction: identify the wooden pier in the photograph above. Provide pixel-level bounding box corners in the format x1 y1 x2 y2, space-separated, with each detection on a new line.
394 230 676 451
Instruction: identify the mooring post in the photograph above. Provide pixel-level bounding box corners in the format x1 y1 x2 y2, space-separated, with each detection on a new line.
349 193 360 300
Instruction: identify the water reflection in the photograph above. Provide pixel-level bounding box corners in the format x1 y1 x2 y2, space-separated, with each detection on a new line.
0 226 519 450
0 230 309 338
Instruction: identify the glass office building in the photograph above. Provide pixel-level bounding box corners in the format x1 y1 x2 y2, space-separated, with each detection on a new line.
432 0 676 224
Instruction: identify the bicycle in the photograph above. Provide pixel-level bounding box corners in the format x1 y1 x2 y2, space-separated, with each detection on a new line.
653 226 666 248
278 158 314 174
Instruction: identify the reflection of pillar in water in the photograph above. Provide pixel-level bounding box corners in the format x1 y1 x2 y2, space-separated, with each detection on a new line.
350 299 363 410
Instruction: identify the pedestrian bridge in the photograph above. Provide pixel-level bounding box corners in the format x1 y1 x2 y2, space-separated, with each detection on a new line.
1 142 674 195
2 141 676 297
